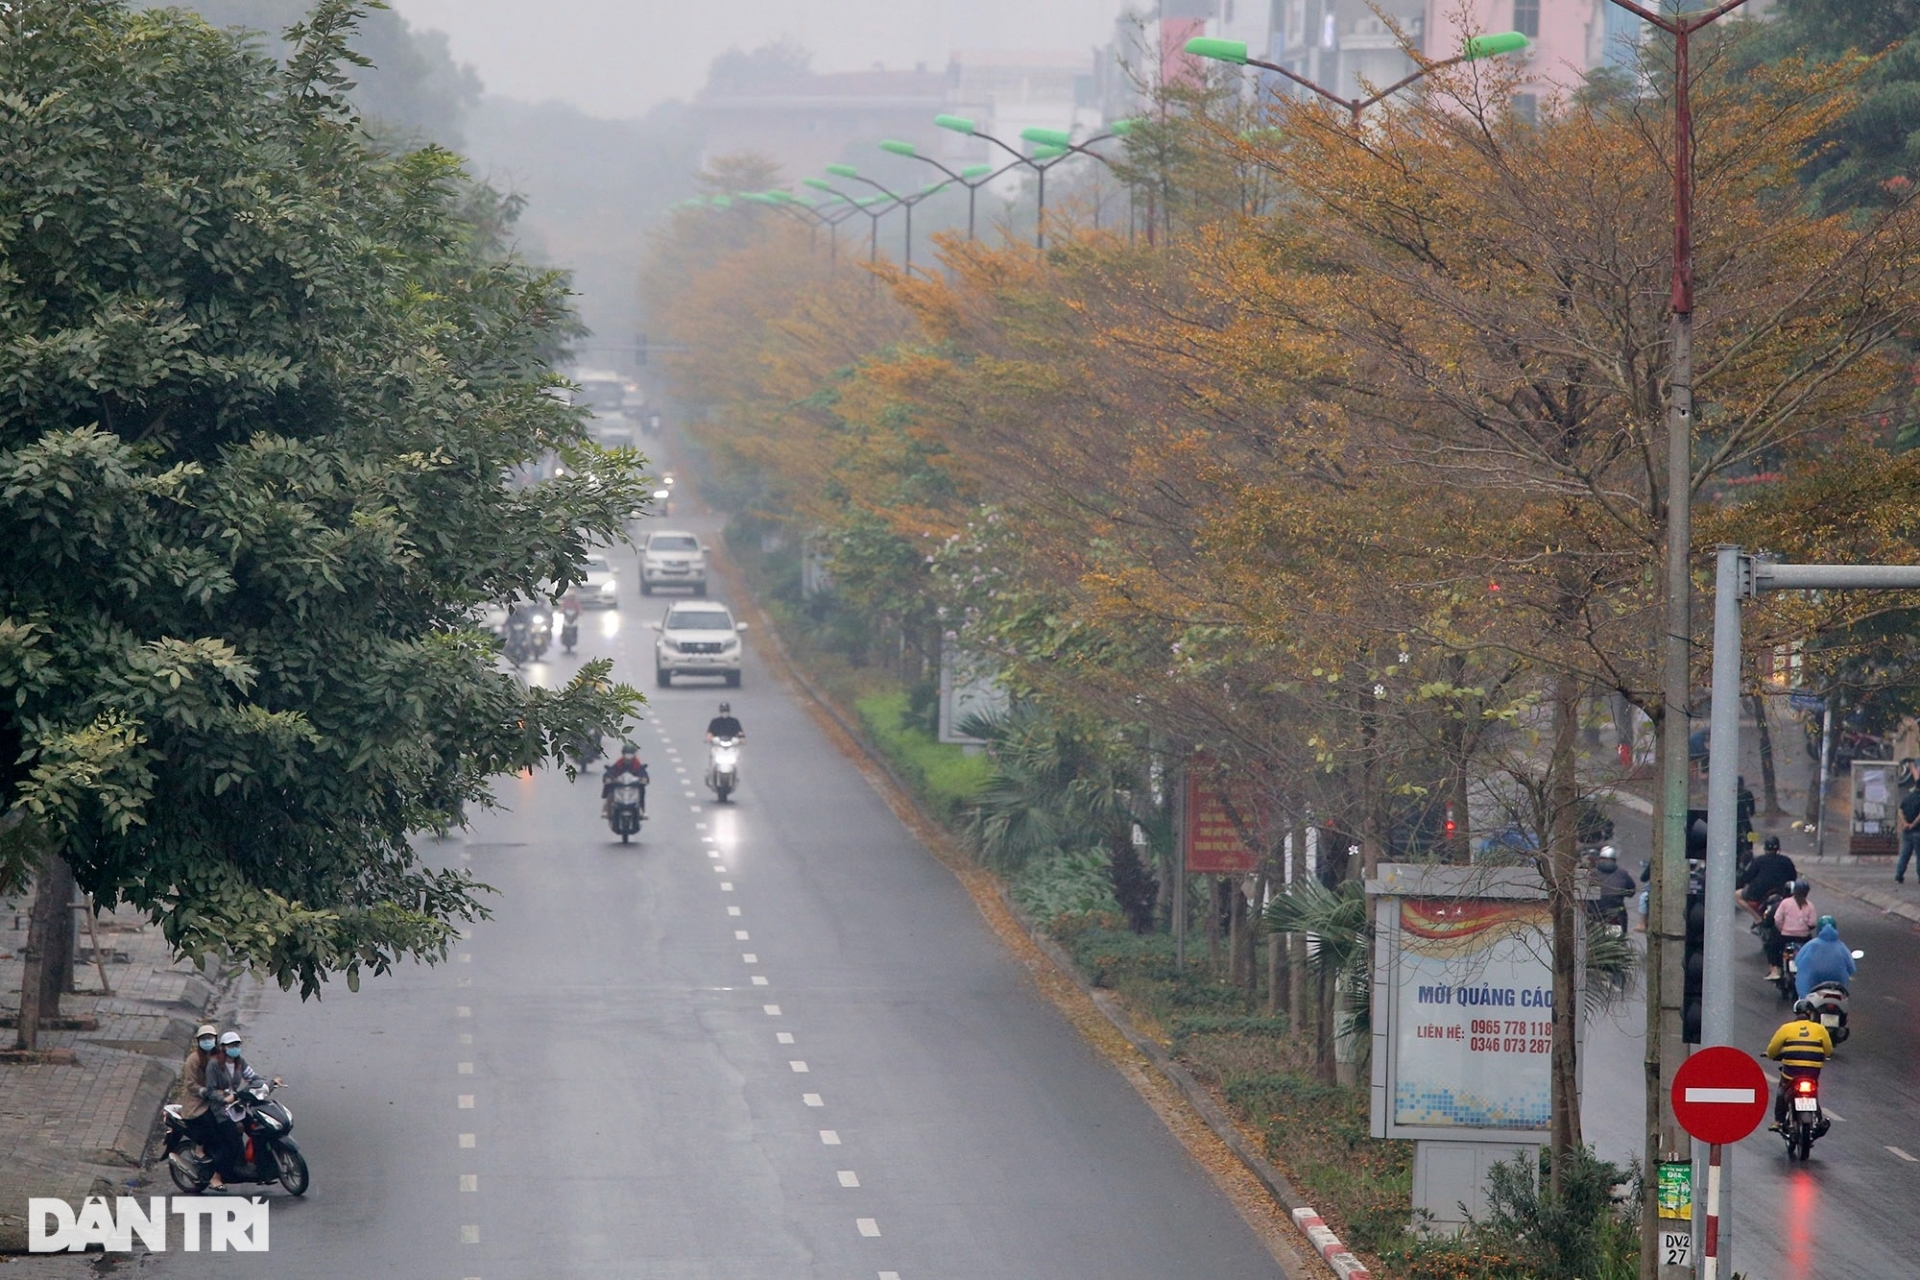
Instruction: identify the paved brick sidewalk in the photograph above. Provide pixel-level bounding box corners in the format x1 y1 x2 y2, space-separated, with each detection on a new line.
0 890 225 1253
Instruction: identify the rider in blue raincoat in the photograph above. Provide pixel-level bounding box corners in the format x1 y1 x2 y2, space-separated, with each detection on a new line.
1794 919 1857 999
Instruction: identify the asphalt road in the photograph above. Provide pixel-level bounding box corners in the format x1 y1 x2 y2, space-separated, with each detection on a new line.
123 497 1288 1278
1586 801 1920 1279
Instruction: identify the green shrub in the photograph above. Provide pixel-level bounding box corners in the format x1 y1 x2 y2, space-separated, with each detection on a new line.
850 690 993 820
1010 848 1121 924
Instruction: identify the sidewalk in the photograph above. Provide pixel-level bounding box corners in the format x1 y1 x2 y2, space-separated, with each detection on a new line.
0 891 226 1253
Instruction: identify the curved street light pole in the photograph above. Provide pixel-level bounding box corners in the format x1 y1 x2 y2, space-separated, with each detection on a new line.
1586 7 1755 1279
1185 32 1530 125
879 141 1019 241
826 166 955 275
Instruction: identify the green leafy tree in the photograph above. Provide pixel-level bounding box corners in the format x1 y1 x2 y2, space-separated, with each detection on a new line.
0 0 647 1011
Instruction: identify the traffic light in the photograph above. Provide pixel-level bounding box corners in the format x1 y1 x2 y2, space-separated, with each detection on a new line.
1682 889 1705 1044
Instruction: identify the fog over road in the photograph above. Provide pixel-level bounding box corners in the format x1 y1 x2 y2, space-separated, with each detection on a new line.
137 494 1289 1279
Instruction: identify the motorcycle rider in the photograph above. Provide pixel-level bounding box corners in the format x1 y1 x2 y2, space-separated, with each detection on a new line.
706 702 743 743
1766 880 1818 981
1590 847 1636 927
179 1024 225 1189
1765 998 1834 1132
1738 835 1798 924
602 742 649 817
1794 916 1857 999
204 1031 279 1189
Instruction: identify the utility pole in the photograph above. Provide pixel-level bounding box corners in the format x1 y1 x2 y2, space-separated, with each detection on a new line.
1595 6 1754 1276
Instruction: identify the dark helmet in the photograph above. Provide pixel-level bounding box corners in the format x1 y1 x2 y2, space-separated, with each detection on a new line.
718 702 731 714
1817 914 1837 932
620 741 639 757
1763 835 1781 854
1793 998 1815 1019
1791 880 1810 898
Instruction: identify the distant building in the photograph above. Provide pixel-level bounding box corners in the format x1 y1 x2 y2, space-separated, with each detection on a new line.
690 62 951 183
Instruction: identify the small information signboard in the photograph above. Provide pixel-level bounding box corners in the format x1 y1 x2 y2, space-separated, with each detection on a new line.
1184 758 1263 874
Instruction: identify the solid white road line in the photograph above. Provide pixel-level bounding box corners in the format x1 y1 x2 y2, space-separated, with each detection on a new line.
857 1219 880 1237
838 1171 860 1187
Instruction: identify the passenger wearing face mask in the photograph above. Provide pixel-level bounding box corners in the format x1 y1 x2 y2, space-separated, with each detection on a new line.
178 1024 226 1189
204 1031 280 1190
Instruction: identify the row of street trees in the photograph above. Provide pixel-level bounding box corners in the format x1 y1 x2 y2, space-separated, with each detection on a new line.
641 9 1920 1238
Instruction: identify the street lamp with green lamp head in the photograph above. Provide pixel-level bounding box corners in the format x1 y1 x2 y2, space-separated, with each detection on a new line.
803 176 892 266
1184 31 1528 125
824 164 954 274
878 140 1015 240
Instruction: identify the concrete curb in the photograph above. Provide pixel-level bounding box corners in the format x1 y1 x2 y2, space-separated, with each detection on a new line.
1804 870 1920 927
1294 1207 1374 1280
710 546 1335 1280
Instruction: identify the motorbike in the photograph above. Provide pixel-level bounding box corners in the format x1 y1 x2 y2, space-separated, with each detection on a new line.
162 1080 308 1196
706 736 741 803
503 608 551 666
559 595 581 654
608 775 645 843
1777 1072 1829 1161
1807 981 1850 1044
1777 938 1804 1001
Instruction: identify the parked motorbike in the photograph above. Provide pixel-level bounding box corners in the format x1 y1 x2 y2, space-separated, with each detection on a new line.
608 775 645 843
1807 981 1850 1044
1777 1072 1829 1161
162 1080 308 1196
707 736 741 803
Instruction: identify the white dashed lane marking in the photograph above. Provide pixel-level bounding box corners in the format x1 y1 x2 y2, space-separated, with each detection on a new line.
459 1133 475 1148
461 1225 480 1244
460 1174 478 1192
458 1062 474 1074
1889 1146 1917 1161
838 1171 860 1187
790 1061 809 1073
743 953 757 962
458 1095 474 1109
763 1005 780 1015
456 1006 471 1018
803 1093 823 1107
777 1032 794 1044
857 1219 880 1238
728 907 741 917
751 976 770 986
820 1130 841 1144
735 931 750 940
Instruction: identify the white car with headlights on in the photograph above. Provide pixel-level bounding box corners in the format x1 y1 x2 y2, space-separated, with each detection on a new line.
640 529 707 596
652 603 746 687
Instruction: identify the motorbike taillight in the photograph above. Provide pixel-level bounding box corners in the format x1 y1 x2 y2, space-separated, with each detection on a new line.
1796 1078 1816 1094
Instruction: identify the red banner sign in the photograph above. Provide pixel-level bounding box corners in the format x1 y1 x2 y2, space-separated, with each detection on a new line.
1185 761 1264 874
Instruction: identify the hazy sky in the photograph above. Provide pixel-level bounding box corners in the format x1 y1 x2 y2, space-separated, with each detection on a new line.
391 0 1128 119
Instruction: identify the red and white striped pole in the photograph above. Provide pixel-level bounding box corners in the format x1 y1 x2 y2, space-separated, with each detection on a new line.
1702 1142 1723 1280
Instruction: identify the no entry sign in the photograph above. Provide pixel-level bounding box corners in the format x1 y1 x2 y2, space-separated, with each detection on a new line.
1670 1046 1770 1145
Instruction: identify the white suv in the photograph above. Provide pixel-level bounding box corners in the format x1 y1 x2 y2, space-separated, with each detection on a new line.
652 602 746 687
640 530 707 596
